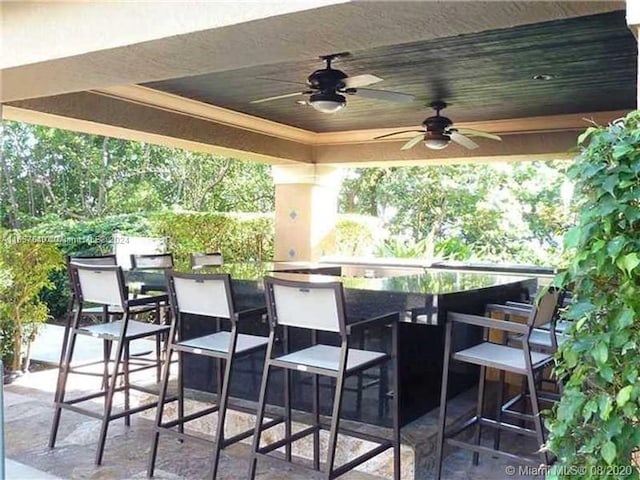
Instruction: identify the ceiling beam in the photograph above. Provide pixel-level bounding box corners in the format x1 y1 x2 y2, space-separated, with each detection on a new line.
5 92 311 164
313 130 581 167
93 85 628 145
6 90 593 168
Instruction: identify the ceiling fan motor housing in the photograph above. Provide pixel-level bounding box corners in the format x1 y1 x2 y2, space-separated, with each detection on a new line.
423 114 453 132
307 68 348 91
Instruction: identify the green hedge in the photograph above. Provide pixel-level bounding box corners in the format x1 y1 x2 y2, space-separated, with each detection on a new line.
151 211 274 267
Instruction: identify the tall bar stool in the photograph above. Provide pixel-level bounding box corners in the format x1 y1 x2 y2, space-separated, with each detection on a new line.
249 275 400 480
130 253 174 294
485 289 566 449
435 288 560 478
147 271 268 480
190 252 223 269
58 255 120 389
49 263 172 465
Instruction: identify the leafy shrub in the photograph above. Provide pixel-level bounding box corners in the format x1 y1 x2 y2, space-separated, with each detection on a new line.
332 215 384 256
151 211 274 267
26 214 152 319
0 230 63 371
547 112 640 478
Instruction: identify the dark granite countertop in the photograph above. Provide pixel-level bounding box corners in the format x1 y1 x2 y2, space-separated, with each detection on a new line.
131 261 535 296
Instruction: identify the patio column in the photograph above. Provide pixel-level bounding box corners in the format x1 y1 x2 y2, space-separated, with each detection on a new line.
272 164 342 261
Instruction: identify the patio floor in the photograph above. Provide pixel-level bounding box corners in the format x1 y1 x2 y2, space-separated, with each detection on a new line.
3 365 545 480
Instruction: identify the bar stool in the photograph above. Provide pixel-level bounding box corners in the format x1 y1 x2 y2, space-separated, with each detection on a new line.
49 263 172 465
147 271 268 480
485 290 566 448
435 288 560 478
130 253 174 294
190 252 223 269
249 275 400 480
59 255 119 389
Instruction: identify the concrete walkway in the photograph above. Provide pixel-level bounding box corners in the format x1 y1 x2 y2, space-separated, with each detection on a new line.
6 458 64 479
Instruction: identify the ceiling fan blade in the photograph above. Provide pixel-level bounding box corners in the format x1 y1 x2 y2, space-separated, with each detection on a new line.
250 92 306 104
343 74 383 88
401 134 425 151
255 77 309 87
450 131 479 150
353 88 415 103
456 128 502 141
374 129 423 140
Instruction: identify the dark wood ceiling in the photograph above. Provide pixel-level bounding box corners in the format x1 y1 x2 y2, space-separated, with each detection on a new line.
145 11 636 133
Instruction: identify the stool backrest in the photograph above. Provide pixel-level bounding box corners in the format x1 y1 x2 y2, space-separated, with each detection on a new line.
68 254 117 266
528 287 561 329
264 276 346 335
70 264 126 308
113 233 166 269
167 272 234 319
190 252 223 269
130 253 174 270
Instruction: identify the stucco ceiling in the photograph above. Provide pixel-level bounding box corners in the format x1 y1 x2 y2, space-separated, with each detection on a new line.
145 10 636 133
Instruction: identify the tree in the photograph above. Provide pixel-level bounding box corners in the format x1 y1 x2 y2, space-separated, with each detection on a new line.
339 161 572 265
0 121 274 227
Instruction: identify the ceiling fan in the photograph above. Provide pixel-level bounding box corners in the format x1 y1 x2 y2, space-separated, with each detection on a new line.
250 52 415 113
375 101 502 150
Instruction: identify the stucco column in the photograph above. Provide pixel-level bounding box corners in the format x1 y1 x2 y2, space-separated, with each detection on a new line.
272 164 342 261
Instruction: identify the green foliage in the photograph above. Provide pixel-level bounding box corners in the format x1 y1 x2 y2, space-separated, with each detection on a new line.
0 121 274 228
340 161 572 265
151 211 274 268
547 111 640 478
25 214 152 319
332 215 383 257
0 230 63 371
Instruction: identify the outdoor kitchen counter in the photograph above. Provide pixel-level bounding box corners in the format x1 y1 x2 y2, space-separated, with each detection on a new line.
132 263 536 425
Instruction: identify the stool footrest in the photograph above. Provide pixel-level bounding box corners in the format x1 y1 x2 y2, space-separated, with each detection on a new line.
446 438 541 465
161 405 220 429
478 417 537 437
332 442 392 478
257 425 319 455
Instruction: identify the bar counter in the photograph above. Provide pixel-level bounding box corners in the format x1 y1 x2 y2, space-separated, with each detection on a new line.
133 262 536 425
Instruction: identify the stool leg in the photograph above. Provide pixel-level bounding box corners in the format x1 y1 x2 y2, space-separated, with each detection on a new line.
210 351 236 480
526 367 549 465
494 370 506 450
124 341 131 427
284 368 292 462
391 322 400 480
147 343 175 478
379 363 389 419
472 365 487 466
326 367 346 478
102 340 111 391
155 304 162 384
312 373 320 470
178 351 184 436
435 320 453 480
355 332 364 417
53 294 75 402
248 362 272 479
49 308 82 448
96 335 126 465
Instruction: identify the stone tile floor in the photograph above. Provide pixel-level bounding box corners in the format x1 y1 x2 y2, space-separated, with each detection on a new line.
3 368 544 479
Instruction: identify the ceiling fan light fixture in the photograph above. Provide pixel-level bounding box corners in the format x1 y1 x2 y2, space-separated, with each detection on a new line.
309 92 346 113
424 132 450 150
